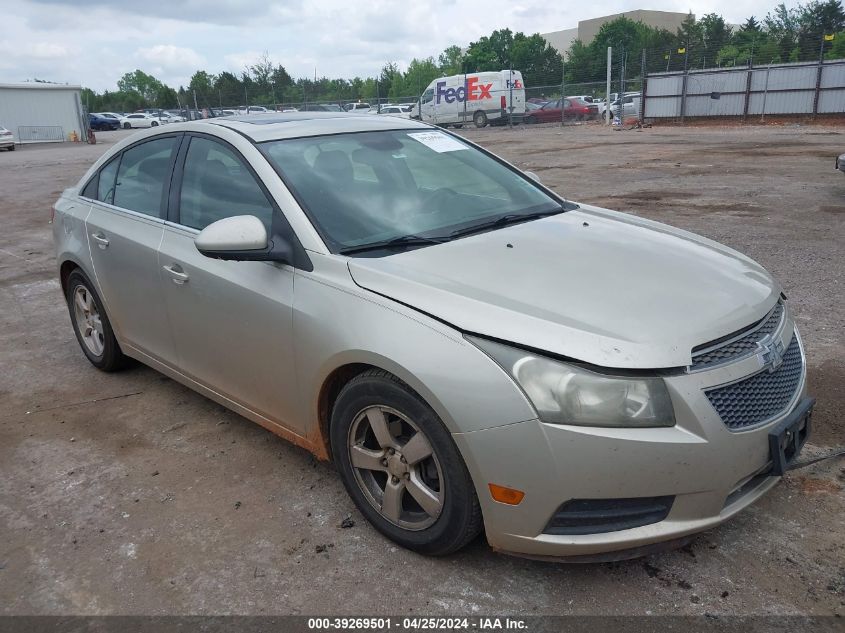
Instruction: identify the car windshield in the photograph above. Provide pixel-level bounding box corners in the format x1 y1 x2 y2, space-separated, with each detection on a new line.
261 129 564 254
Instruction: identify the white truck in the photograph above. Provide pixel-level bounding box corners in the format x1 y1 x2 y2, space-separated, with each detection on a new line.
411 70 525 128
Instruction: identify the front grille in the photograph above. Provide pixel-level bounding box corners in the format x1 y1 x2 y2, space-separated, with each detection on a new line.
705 334 803 430
691 302 785 371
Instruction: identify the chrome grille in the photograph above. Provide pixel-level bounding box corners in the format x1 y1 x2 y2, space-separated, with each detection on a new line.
691 302 785 371
705 334 803 430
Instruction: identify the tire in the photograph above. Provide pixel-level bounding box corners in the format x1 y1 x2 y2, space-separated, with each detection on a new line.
525 115 536 124
150 121 158 127
7 145 14 151
66 270 128 372
452 124 463 129
473 111 488 128
123 122 131 129
330 369 482 556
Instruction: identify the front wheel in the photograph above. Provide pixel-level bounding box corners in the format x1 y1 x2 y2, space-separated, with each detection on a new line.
123 122 131 129
150 121 158 127
473 111 488 128
7 145 14 151
331 370 482 556
524 115 536 124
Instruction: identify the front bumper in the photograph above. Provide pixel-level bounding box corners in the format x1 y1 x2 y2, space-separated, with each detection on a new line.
454 326 808 560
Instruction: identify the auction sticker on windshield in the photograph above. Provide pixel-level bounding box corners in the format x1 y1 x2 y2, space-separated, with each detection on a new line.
407 131 468 153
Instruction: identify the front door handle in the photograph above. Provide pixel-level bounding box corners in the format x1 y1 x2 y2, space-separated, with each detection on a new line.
162 264 189 285
90 232 110 249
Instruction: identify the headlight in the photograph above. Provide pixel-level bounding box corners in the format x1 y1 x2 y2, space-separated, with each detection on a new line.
467 336 675 428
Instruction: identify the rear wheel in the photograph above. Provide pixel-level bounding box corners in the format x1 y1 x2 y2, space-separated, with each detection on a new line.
66 270 128 372
123 122 131 129
473 111 488 128
150 121 158 127
331 370 482 556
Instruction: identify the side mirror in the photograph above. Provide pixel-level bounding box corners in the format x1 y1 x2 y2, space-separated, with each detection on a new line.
195 215 289 262
524 171 542 184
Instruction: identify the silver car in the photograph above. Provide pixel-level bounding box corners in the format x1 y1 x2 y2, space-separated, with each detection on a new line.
52 113 812 560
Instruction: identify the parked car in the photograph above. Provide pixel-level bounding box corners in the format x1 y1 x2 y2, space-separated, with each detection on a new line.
600 93 641 119
53 114 811 561
302 104 342 112
523 97 596 123
380 105 411 118
238 106 271 114
567 95 596 103
89 113 120 131
344 102 371 113
837 153 845 175
96 112 124 122
118 113 161 129
164 110 187 122
0 125 14 150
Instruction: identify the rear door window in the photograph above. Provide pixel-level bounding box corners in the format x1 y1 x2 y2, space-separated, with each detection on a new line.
112 136 179 217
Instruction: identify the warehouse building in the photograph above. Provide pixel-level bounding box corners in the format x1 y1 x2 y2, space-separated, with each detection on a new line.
542 10 692 54
0 83 86 145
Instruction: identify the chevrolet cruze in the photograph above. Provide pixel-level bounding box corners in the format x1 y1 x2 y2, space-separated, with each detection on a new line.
52 113 812 560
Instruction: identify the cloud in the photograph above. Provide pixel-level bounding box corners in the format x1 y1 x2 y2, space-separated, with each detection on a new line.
2 0 796 91
137 45 205 69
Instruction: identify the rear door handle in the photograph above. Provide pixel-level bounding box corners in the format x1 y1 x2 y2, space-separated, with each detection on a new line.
90 232 110 249
162 264 189 285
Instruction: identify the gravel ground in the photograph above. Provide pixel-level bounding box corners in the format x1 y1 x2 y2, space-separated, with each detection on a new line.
0 123 843 617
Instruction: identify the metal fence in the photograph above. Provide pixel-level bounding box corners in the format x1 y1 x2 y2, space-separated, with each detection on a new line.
16 126 65 142
643 58 845 120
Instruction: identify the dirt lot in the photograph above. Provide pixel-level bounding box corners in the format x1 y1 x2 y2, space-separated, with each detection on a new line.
1 123 843 617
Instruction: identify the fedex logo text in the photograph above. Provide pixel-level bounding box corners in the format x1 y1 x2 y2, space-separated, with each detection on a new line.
435 77 493 104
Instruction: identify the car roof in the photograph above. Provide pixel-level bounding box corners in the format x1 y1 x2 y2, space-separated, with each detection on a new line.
204 112 430 142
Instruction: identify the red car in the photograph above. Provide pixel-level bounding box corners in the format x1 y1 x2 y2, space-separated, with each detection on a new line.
524 97 597 123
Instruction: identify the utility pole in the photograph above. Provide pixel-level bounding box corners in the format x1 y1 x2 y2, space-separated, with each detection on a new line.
640 49 647 124
813 34 832 116
560 57 566 127
193 89 198 112
605 46 612 125
618 47 626 124
508 60 514 129
680 45 689 123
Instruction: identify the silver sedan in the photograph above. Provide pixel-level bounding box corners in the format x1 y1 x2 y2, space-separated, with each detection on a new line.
52 113 811 560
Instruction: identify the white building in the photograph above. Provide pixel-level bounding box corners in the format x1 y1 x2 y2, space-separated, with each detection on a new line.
0 83 86 144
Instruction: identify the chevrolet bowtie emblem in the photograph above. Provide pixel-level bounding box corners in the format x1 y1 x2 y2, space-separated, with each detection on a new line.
757 335 785 373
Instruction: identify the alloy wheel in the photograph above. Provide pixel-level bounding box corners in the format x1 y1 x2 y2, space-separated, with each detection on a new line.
347 405 444 530
72 285 105 357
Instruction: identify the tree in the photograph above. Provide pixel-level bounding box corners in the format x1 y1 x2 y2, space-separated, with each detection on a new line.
213 71 243 106
510 32 563 86
117 70 165 105
188 70 216 103
798 0 845 51
699 13 733 54
765 3 802 59
438 45 464 74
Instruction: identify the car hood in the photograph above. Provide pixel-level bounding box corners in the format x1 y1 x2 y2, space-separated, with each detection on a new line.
347 205 780 369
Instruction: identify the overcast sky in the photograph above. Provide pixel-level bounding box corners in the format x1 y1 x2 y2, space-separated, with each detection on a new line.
2 0 795 91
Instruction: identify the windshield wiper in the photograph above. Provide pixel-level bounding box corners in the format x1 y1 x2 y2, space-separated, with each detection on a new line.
339 234 450 256
448 208 566 239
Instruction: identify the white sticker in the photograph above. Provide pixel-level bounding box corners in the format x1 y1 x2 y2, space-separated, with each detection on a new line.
407 131 468 153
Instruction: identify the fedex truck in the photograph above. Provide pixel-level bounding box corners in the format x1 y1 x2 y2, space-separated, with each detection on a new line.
411 70 525 128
